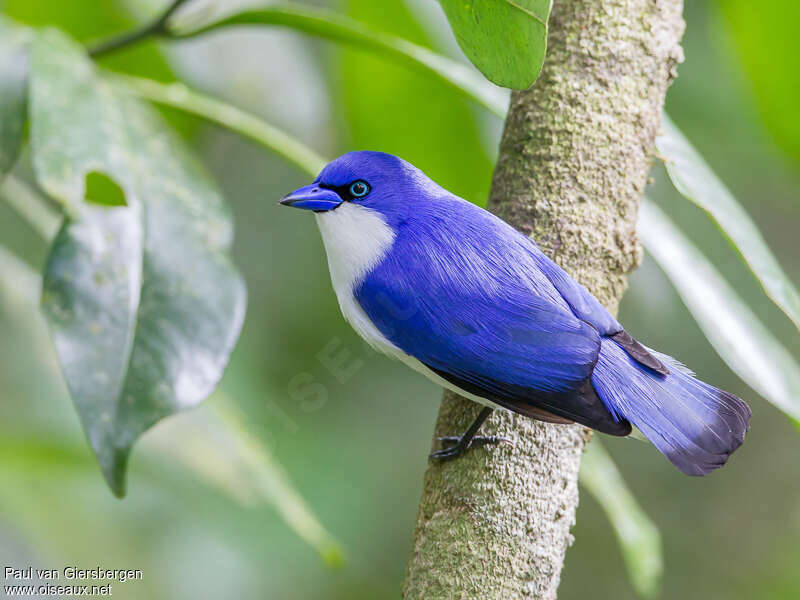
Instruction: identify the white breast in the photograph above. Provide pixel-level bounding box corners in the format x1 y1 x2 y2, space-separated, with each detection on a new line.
314 202 400 356
314 203 501 410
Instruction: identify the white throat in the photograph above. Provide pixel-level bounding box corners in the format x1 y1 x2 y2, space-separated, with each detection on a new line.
314 202 397 354
314 202 396 294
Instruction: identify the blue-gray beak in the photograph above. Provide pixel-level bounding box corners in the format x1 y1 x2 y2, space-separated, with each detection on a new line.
279 184 342 212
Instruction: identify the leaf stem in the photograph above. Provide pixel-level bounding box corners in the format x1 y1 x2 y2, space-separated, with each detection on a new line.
88 0 193 57
0 176 61 240
109 74 327 176
169 4 508 116
208 395 345 566
86 2 507 117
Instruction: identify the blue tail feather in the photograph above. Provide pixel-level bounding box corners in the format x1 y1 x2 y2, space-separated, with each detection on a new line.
592 339 751 476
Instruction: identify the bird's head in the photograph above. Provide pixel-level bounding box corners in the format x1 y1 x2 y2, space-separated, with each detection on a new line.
279 151 440 227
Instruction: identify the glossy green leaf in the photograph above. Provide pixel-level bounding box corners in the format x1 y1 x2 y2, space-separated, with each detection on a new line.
438 0 551 89
639 200 800 422
172 2 507 117
0 18 30 180
657 116 800 331
29 29 246 497
580 440 662 598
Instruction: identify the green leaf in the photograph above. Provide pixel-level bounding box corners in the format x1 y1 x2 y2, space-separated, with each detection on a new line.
29 29 246 497
438 0 551 89
657 116 800 331
717 0 800 165
0 245 340 564
0 18 30 180
580 440 662 598
171 2 507 117
639 200 800 422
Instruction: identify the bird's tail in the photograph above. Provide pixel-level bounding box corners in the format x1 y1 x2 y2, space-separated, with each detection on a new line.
591 338 751 475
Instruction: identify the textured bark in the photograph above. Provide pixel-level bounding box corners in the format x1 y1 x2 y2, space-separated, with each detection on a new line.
403 1 684 598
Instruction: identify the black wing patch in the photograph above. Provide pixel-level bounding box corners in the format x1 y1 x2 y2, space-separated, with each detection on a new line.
610 330 669 375
426 364 632 437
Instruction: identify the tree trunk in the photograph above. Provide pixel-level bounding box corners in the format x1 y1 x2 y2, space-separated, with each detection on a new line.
402 1 684 598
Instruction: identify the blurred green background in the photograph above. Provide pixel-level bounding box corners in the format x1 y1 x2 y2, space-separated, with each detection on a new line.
1 1 799 598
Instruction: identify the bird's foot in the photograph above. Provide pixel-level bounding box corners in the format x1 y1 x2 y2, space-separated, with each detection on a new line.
429 435 513 462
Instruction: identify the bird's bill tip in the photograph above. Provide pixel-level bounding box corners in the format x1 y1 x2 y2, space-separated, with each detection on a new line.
279 184 341 212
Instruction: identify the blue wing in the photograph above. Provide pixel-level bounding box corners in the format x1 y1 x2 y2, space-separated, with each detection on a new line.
527 244 669 374
528 249 622 334
353 214 630 434
357 271 599 393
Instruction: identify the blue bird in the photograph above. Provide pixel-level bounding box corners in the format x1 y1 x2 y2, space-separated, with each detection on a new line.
280 151 751 475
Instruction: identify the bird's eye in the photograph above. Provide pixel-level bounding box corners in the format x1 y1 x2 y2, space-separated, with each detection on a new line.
349 180 370 198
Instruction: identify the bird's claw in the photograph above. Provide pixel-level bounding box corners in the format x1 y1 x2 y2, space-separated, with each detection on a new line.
429 435 513 462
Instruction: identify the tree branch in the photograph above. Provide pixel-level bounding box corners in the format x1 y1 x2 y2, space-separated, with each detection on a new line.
402 0 684 598
88 0 192 58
